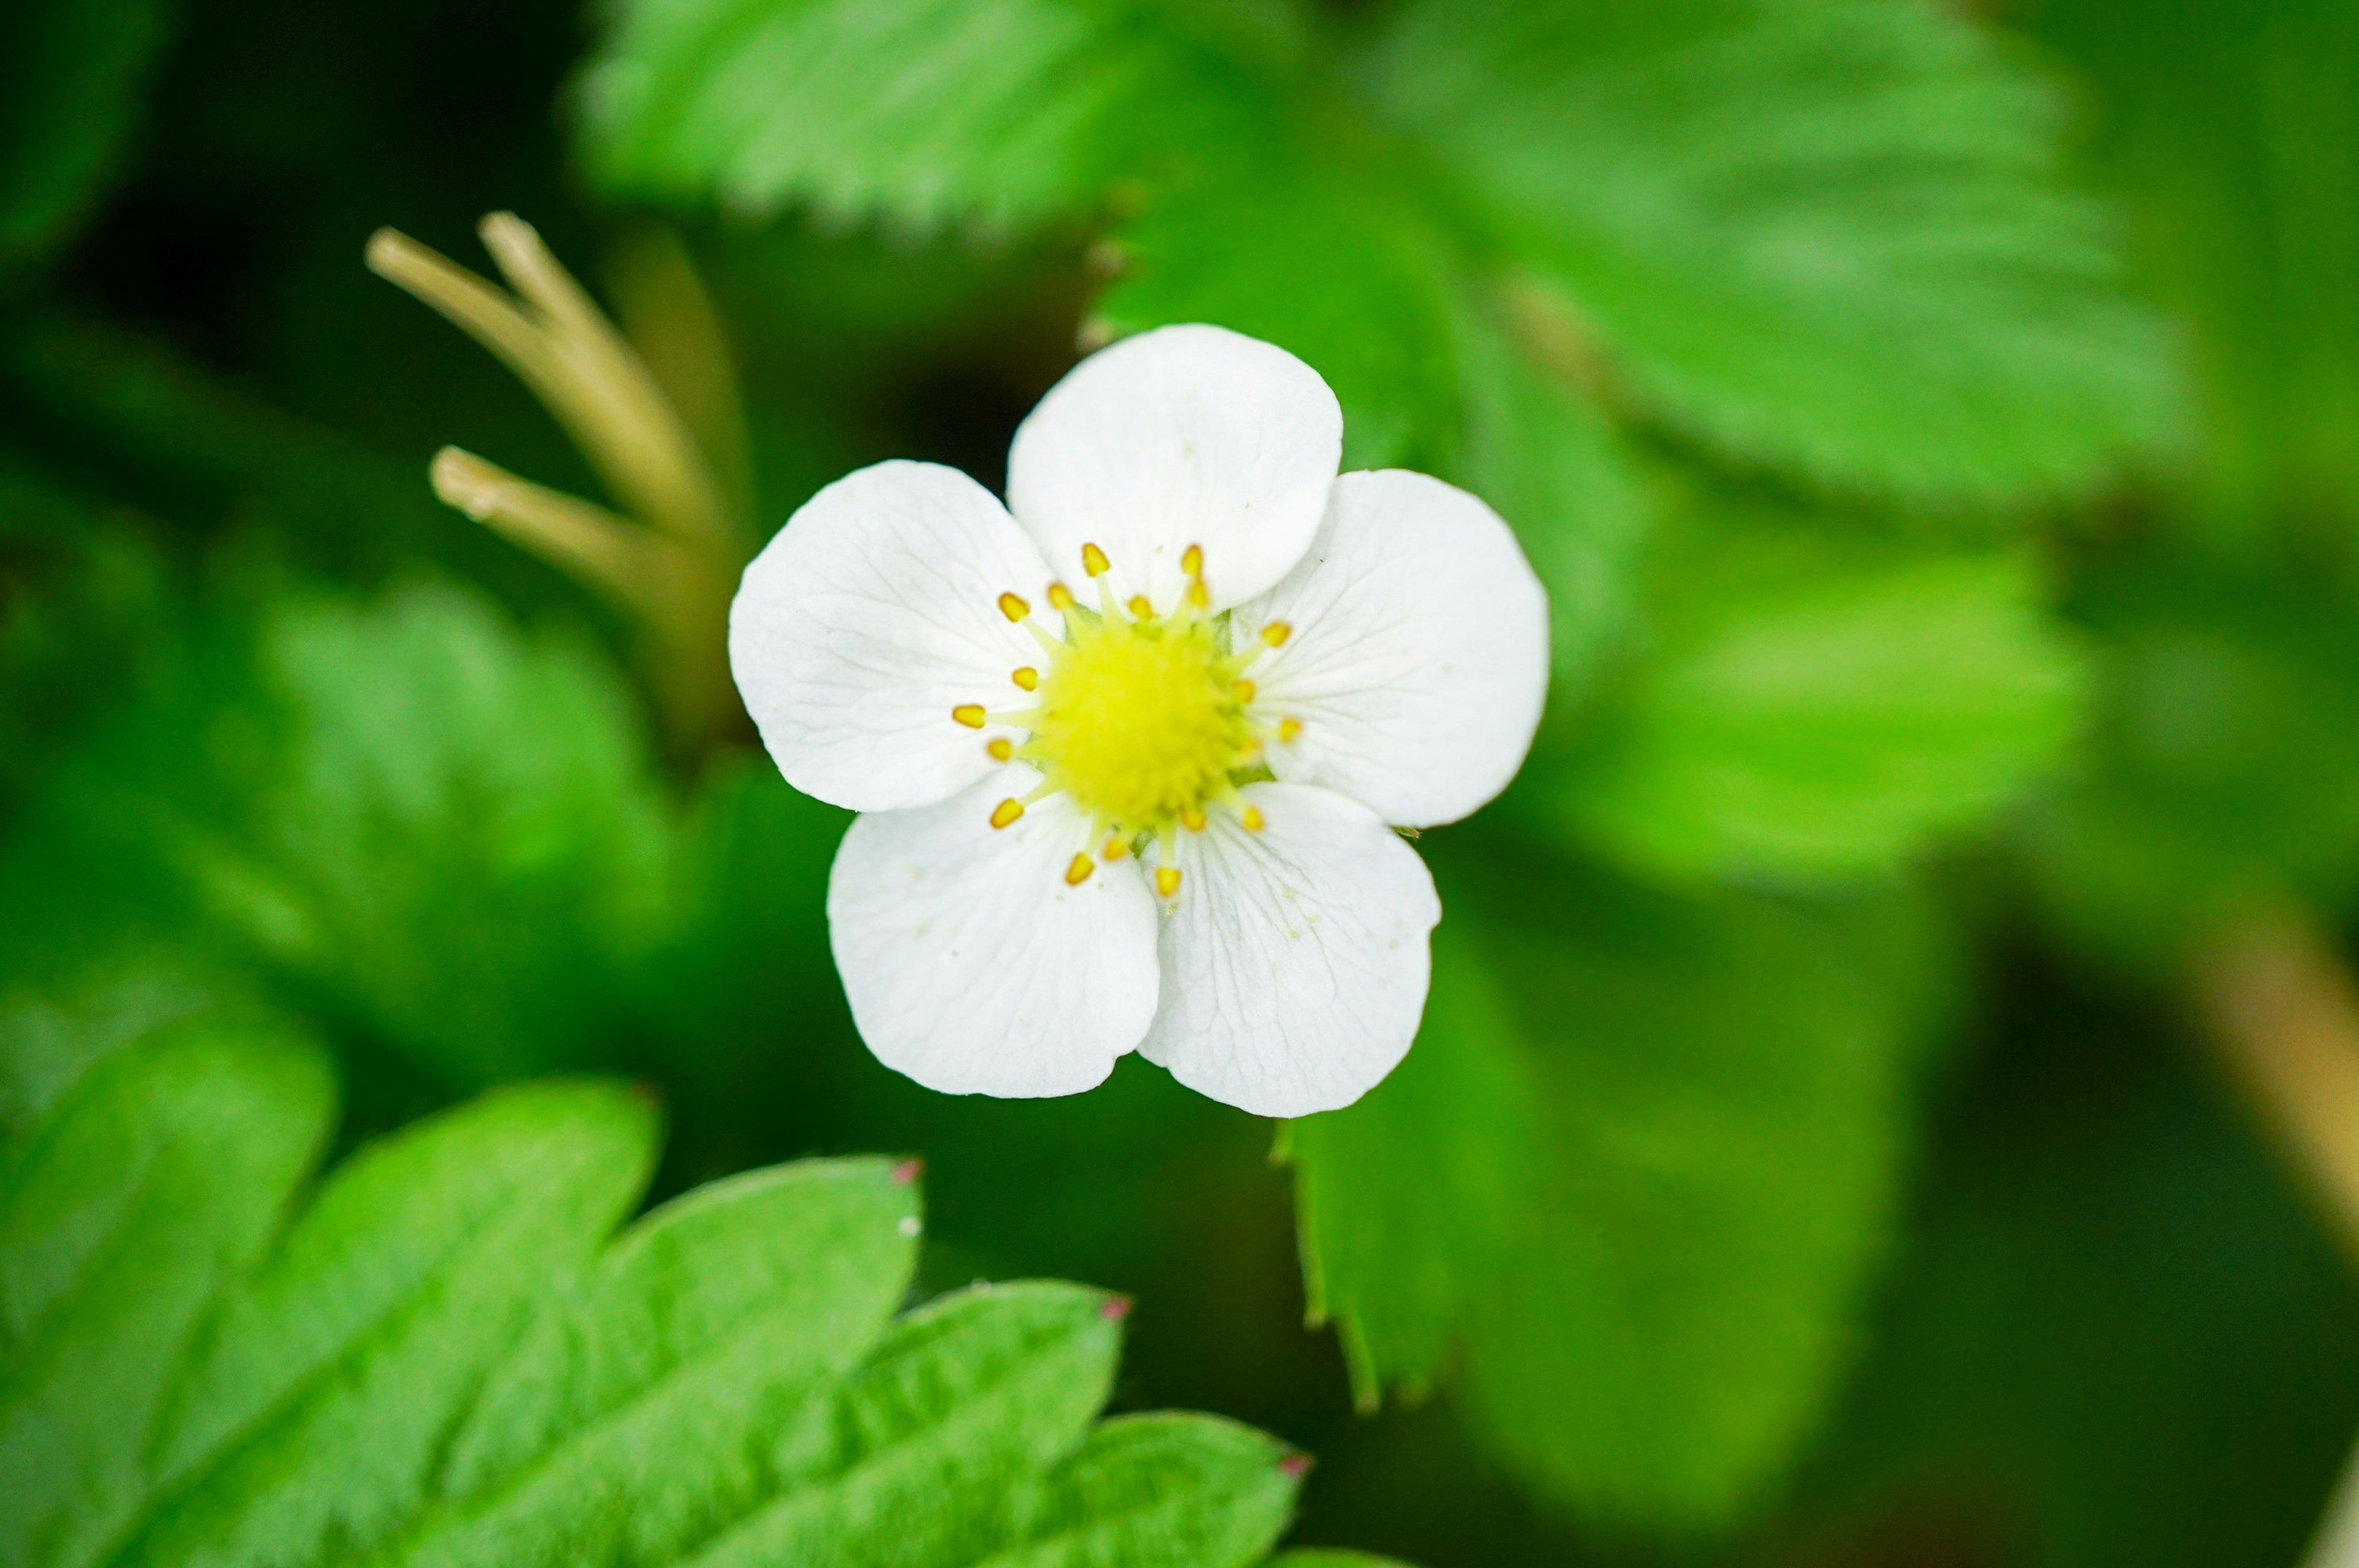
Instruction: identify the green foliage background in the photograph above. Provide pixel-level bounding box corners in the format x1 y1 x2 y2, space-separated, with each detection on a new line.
3 0 2358 1562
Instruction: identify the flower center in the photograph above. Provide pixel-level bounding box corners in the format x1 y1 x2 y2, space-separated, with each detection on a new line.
1033 610 1246 830
951 542 1301 897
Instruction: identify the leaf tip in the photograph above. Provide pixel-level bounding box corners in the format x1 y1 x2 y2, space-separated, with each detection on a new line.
890 1156 923 1186
1278 1452 1312 1479
1099 1293 1133 1322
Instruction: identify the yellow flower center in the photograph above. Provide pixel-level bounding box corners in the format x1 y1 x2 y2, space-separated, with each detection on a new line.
951 543 1301 896
1033 611 1245 828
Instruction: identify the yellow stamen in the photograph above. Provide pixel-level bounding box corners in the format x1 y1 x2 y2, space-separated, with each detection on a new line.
1103 837 1129 860
1127 594 1153 619
1065 852 1095 886
1232 678 1256 704
1181 543 1203 578
1186 579 1209 609
1012 666 1038 691
1180 806 1207 833
987 738 1013 762
1081 542 1111 577
1047 582 1076 611
952 704 987 728
990 798 1024 829
997 591 1030 622
1242 806 1265 831
1278 717 1304 743
1262 621 1291 647
1156 866 1182 897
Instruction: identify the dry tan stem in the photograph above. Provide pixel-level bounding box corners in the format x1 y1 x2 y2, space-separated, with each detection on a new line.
2195 907 2359 1257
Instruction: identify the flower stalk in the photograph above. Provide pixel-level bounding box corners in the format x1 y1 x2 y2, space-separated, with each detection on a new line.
367 214 746 752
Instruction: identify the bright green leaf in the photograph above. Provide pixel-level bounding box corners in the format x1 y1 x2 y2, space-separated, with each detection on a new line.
1287 859 1922 1530
1373 0 2179 502
1549 504 2087 882
0 1016 334 1568
122 1081 660 1568
1 1010 1329 1568
578 0 1258 233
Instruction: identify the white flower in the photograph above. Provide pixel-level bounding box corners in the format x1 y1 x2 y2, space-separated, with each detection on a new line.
729 325 1548 1116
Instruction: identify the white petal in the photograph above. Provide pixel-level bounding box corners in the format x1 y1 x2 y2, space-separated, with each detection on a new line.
828 775 1160 1098
1237 470 1549 828
730 460 1054 811
1140 784 1440 1117
1006 324 1342 614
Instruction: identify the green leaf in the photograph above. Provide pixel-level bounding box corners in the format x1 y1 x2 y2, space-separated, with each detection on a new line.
577 0 1262 233
2 580 680 1087
1372 0 2178 502
122 1080 660 1568
1 1009 1325 1568
1095 151 1464 473
0 0 177 275
235 585 679 1082
1286 857 1924 1530
0 1015 334 1568
1761 954 2359 1568
1546 502 2087 883
2032 0 2359 529
1452 304 1653 706
2022 557 2359 973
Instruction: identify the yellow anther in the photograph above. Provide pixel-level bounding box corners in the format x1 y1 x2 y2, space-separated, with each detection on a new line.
1186 579 1209 609
1180 806 1207 833
952 704 987 728
1126 594 1153 619
1241 806 1265 831
1012 666 1038 691
990 798 1025 829
1064 852 1095 886
1047 582 1076 611
1155 866 1182 897
1231 678 1256 704
1278 717 1303 743
987 738 1014 762
1081 542 1111 577
1103 837 1129 860
1262 621 1291 647
1181 543 1203 578
997 591 1030 622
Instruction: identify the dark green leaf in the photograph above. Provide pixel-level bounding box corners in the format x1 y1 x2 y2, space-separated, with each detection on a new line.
1287 859 1923 1530
2024 558 2359 972
0 0 176 275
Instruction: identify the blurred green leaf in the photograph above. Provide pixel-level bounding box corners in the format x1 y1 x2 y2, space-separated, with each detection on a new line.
1452 305 1653 706
1285 857 1927 1531
1549 504 2087 883
1097 151 1463 473
0 1017 1326 1568
2 580 679 1087
0 0 176 276
2033 0 2359 530
1371 0 2178 502
2023 557 2359 973
1762 970 2359 1568
579 0 1265 233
